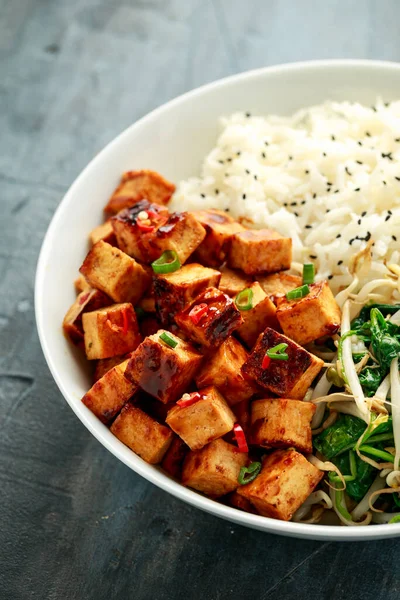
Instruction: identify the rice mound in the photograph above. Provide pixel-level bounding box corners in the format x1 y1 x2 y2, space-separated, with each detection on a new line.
170 100 400 295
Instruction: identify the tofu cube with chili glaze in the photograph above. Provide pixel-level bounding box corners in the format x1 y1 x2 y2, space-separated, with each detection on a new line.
74 274 91 294
166 386 236 450
228 491 258 514
93 354 130 382
195 336 256 406
63 288 111 346
218 266 253 298
228 230 292 275
182 438 248 498
82 302 141 360
276 280 341 346
250 398 315 453
154 263 221 326
148 212 207 265
235 282 280 348
82 358 137 423
174 287 243 350
191 209 246 267
79 240 151 305
111 200 169 263
241 328 323 400
89 220 116 246
161 437 189 479
237 448 323 520
111 404 173 464
257 271 302 300
104 170 175 216
124 330 203 404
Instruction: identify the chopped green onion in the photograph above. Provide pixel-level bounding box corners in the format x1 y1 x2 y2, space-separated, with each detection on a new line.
266 342 289 361
235 288 254 311
302 263 315 285
151 250 181 274
359 445 395 463
238 461 261 485
389 514 400 524
286 284 310 301
159 331 178 348
366 433 395 445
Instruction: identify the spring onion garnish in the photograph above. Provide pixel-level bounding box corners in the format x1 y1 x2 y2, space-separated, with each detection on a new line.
286 284 310 301
151 250 181 274
238 461 262 485
233 423 249 453
159 331 178 348
266 343 289 361
235 288 254 311
302 263 315 285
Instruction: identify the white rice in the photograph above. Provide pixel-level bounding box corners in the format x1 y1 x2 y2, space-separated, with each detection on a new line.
170 100 400 295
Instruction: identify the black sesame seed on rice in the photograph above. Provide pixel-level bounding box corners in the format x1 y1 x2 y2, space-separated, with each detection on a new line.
305 225 312 229
301 200 306 205
305 170 309 174
366 132 371 137
328 275 333 280
382 152 393 160
354 188 360 192
242 194 246 200
357 219 362 225
310 255 317 259
294 212 299 217
393 235 397 241
254 175 258 180
356 160 363 165
215 189 220 194
338 260 343 265
385 214 391 221
200 193 205 198
361 211 367 217
383 180 387 186
313 193 317 199
331 135 336 141
245 169 250 174
245 112 251 118
218 160 224 164
336 234 341 239
358 141 363 146
236 151 241 156
261 152 266 159
290 202 297 206
345 167 352 176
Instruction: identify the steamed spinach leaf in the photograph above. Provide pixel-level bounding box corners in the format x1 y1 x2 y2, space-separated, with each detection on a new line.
370 308 400 371
313 415 366 460
333 452 376 502
358 366 384 397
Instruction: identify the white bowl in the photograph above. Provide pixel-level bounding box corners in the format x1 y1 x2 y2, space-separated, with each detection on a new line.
35 59 400 541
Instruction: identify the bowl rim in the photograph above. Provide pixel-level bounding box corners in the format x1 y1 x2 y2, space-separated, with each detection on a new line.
35 58 400 541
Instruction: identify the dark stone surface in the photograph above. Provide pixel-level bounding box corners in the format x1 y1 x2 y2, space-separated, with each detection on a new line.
1 1 400 598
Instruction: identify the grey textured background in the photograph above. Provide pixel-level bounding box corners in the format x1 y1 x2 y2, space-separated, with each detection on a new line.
2 1 400 599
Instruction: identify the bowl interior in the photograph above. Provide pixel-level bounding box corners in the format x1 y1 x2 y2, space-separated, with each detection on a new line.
36 60 400 540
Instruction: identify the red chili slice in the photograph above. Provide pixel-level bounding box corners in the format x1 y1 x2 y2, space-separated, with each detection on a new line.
233 423 249 453
122 309 129 335
78 291 90 305
188 303 209 324
262 354 271 369
177 392 202 408
136 220 155 232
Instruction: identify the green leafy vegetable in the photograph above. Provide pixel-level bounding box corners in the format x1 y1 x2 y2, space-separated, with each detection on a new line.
351 303 400 330
369 308 400 371
333 452 376 501
313 414 367 460
358 366 384 397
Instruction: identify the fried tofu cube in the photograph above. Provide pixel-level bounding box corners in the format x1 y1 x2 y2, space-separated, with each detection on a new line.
218 266 253 297
192 209 246 267
74 274 91 294
154 263 221 326
82 359 137 423
250 398 316 453
174 287 243 349
124 330 203 404
89 220 116 246
235 282 280 348
241 328 323 399
82 303 142 360
104 169 175 215
228 491 258 514
63 289 111 346
276 280 341 345
79 240 151 304
166 386 236 450
182 438 247 498
93 354 129 382
111 200 169 262
161 437 189 479
195 337 255 406
228 229 292 275
113 204 206 265
111 404 173 464
237 449 323 520
257 271 302 300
